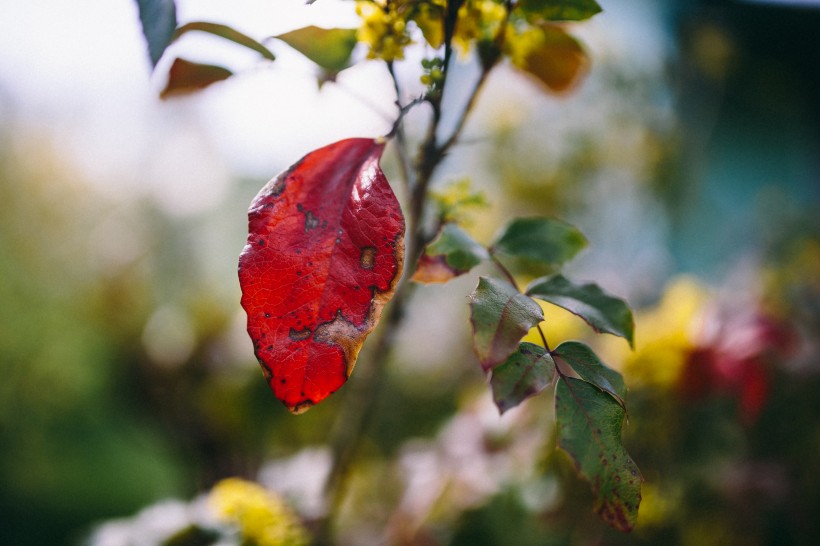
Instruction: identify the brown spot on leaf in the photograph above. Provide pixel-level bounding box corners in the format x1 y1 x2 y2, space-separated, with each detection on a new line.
289 327 312 341
359 246 376 269
314 310 365 378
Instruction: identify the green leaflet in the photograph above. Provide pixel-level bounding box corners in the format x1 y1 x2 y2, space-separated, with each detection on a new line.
527 274 635 347
553 341 626 405
469 277 544 372
555 377 642 532
516 0 603 22
427 223 488 271
490 217 587 275
413 223 489 284
491 342 555 413
275 26 358 72
174 22 276 61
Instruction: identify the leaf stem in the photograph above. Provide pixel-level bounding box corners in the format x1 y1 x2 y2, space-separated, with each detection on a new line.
490 253 519 290
537 324 553 357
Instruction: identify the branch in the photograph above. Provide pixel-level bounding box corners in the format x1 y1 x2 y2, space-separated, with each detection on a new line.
318 5 499 538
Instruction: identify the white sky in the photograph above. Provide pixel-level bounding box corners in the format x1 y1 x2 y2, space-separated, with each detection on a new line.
0 1 398 214
0 0 668 214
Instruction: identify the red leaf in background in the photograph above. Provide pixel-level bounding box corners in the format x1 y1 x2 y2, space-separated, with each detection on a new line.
238 138 405 413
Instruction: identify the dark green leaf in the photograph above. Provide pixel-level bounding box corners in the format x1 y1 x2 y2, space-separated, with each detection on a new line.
160 58 233 99
553 341 625 405
275 26 358 72
517 0 603 22
490 217 587 273
135 0 177 67
175 22 276 61
469 277 544 372
412 223 488 284
491 342 555 413
527 274 634 347
555 377 642 532
510 24 589 94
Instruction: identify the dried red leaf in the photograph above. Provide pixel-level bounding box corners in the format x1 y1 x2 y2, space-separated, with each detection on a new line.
238 138 405 413
160 57 233 99
411 254 457 284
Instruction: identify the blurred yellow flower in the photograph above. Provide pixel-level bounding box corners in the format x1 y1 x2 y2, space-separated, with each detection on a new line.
210 478 309 546
429 177 488 227
453 0 508 55
356 1 413 61
636 482 680 529
614 276 709 389
504 25 544 67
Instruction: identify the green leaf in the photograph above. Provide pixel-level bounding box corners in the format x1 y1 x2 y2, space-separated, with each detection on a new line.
174 22 276 61
412 223 489 284
135 0 177 67
274 26 358 72
491 342 555 413
517 0 603 22
555 377 642 532
553 341 626 405
428 224 489 270
490 217 587 274
469 277 544 372
509 24 589 94
527 274 634 347
160 58 233 99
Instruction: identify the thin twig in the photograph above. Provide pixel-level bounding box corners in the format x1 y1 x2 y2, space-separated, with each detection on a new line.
437 65 491 157
385 61 417 195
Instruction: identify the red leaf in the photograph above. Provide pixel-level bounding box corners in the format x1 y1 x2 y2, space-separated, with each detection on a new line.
238 138 405 414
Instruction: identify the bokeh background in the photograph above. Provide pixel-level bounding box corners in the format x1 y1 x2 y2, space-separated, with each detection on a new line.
1 0 819 544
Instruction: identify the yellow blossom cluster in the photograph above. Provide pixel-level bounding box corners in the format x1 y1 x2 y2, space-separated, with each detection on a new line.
210 478 309 546
356 1 413 61
453 0 508 55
